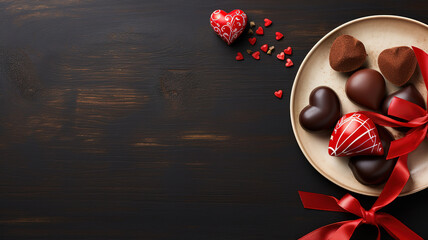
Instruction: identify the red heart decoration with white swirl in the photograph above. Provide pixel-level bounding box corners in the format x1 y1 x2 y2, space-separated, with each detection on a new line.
328 113 384 157
210 9 247 45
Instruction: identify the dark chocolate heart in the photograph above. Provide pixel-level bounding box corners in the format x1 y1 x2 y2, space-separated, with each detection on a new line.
299 86 341 131
382 85 426 132
349 126 397 185
378 46 417 86
346 69 386 110
382 84 426 116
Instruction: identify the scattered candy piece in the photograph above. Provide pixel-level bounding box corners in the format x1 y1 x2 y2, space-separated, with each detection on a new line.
255 27 264 35
277 52 285 60
267 45 275 55
248 29 254 35
250 21 256 28
285 58 293 67
274 90 283 99
275 32 284 40
252 51 260 60
284 46 292 55
236 52 244 61
264 18 272 27
246 49 253 55
248 37 256 45
261 44 268 52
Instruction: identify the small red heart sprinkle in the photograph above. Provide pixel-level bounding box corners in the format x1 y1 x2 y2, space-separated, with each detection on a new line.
285 58 293 67
284 46 292 55
256 27 264 35
274 90 283 99
275 32 283 40
276 52 285 60
264 18 272 27
261 44 268 52
248 37 256 45
236 52 244 61
252 51 260 60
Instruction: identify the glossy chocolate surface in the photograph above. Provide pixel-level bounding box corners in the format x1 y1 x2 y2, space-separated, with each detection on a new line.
346 68 386 110
349 126 397 185
382 84 426 116
299 86 341 131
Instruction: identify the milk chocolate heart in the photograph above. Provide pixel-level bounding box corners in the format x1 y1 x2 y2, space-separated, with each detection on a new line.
329 35 367 72
299 86 341 131
378 46 417 86
349 126 397 185
346 69 386 110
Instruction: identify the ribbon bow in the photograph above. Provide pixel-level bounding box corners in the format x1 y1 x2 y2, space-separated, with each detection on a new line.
299 46 428 240
298 191 423 240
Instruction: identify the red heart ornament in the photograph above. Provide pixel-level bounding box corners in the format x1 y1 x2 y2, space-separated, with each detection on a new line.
264 18 272 27
256 26 264 35
285 58 293 67
277 52 285 60
236 52 243 61
328 113 384 157
284 46 292 55
261 44 268 52
248 37 256 45
275 32 283 40
274 90 283 99
210 9 248 45
252 51 260 60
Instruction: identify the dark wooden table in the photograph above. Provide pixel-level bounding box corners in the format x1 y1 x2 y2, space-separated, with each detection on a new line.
0 0 427 239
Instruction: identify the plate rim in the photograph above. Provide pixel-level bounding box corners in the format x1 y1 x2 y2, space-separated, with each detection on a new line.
289 15 428 197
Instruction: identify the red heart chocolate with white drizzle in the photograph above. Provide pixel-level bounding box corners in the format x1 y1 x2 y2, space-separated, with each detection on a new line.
328 113 384 157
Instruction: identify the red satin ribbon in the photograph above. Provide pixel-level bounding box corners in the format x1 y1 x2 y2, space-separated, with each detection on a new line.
298 191 423 240
298 46 428 240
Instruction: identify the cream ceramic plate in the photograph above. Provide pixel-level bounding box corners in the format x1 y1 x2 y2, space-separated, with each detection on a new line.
290 15 428 196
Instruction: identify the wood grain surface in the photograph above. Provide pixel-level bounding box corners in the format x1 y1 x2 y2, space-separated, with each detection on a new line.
0 0 427 239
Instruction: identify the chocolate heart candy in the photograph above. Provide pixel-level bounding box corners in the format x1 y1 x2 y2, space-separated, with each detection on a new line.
329 35 367 72
299 86 341 131
382 84 426 116
349 126 397 185
378 46 417 86
346 69 386 110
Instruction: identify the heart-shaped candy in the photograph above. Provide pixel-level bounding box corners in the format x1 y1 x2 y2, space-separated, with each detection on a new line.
349 126 397 185
210 9 248 45
261 44 268 52
328 113 384 157
378 46 417 86
252 51 260 60
382 84 426 117
264 18 272 27
248 37 256 45
299 86 341 131
277 52 285 60
235 52 243 61
284 47 292 55
275 32 283 40
285 58 293 67
255 26 264 35
274 90 283 99
346 69 386 110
